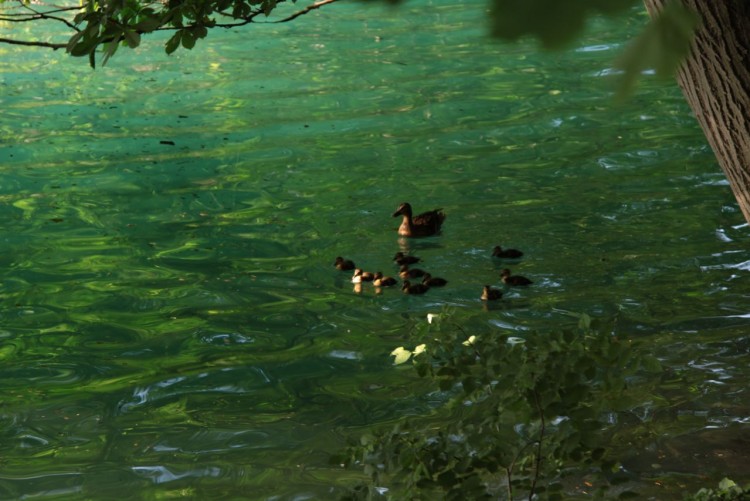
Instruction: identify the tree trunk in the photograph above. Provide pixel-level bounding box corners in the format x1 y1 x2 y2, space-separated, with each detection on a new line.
643 0 750 224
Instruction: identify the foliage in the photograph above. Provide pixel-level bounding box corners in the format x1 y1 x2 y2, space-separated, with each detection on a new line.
615 0 700 96
0 0 699 79
341 312 661 500
686 478 750 501
490 0 639 49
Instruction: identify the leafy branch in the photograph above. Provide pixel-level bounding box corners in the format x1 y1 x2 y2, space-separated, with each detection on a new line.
342 312 663 499
0 0 342 67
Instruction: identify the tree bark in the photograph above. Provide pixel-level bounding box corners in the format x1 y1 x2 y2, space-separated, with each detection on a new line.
643 0 750 224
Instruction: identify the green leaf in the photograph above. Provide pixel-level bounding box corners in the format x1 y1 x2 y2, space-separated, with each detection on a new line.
101 38 120 66
165 31 182 54
135 16 162 33
718 478 738 490
68 36 99 57
263 0 276 16
489 0 638 49
181 29 196 49
123 29 141 48
615 0 700 97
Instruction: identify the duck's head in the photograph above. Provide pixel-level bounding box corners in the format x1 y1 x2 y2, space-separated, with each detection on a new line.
500 268 511 278
392 202 412 217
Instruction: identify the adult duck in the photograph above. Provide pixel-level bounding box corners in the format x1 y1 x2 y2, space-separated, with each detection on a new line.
500 268 533 286
373 272 397 287
393 202 445 237
481 285 503 301
491 246 524 259
402 280 429 295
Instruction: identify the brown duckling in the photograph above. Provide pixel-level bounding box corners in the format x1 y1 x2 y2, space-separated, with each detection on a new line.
491 246 524 259
402 280 429 295
500 268 533 286
422 273 447 287
352 268 375 283
393 202 446 237
373 272 397 287
334 256 356 271
399 265 426 279
481 285 503 301
393 251 421 266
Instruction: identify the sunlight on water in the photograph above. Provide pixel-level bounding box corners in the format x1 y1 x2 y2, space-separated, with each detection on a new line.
1 0 750 498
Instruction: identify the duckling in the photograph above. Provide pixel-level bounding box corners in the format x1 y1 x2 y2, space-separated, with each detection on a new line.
393 202 446 237
481 285 503 301
393 251 421 266
334 256 356 271
500 268 533 286
402 280 429 295
373 272 397 287
399 265 426 279
491 245 524 259
422 273 447 287
352 268 375 283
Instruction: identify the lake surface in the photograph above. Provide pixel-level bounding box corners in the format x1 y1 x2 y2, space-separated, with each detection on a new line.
1 1 750 499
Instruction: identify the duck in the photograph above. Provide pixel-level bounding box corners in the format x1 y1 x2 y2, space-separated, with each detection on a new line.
334 256 356 271
500 268 533 286
491 246 524 259
402 280 430 295
373 272 397 287
399 265 426 279
352 268 375 283
481 285 503 301
393 202 446 237
422 273 447 287
393 251 421 266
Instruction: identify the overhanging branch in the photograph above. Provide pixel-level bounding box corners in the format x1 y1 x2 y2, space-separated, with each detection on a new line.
0 37 67 49
276 0 340 23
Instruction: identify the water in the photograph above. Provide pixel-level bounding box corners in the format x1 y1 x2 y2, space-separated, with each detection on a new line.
2 1 750 498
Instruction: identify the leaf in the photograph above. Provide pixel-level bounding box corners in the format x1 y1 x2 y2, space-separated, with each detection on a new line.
462 335 477 346
101 38 120 66
263 0 276 16
135 16 162 32
69 36 99 57
413 344 427 357
181 29 196 49
578 313 592 330
390 347 412 365
615 0 700 97
489 0 638 49
165 31 182 54
123 29 141 48
717 477 738 490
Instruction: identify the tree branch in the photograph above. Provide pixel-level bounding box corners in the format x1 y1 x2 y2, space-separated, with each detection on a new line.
276 0 340 23
19 2 81 31
0 37 67 49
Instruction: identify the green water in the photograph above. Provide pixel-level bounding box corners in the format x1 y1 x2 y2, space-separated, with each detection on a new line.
1 1 750 498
